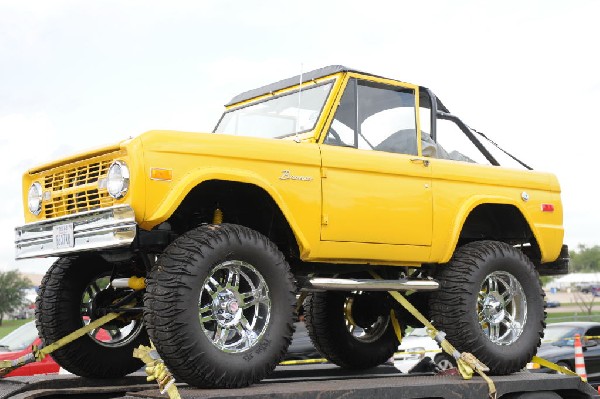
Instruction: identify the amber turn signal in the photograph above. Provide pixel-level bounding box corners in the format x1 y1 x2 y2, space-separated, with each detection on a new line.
150 168 173 181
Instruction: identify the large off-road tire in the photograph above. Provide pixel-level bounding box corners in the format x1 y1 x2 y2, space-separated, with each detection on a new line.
304 291 399 369
144 224 296 388
36 256 149 378
429 240 545 375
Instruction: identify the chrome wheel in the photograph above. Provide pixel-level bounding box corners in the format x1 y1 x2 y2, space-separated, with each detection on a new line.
344 294 389 343
198 260 271 353
80 275 144 348
478 270 527 345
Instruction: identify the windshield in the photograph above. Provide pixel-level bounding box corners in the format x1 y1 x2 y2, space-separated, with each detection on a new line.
214 82 333 139
0 321 38 352
542 325 585 347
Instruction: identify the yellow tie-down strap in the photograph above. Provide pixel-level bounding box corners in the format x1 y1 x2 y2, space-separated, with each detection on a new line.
133 344 181 399
369 272 497 399
0 311 181 399
530 356 579 377
0 312 121 377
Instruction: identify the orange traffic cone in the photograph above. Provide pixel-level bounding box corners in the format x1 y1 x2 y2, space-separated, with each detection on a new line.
574 333 588 382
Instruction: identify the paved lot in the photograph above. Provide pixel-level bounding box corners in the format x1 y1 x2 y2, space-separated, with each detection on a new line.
545 290 600 313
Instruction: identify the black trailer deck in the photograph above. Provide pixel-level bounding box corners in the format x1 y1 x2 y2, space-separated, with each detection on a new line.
1 364 598 399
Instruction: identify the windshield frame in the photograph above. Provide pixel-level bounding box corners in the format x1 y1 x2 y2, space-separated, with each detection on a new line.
214 78 339 140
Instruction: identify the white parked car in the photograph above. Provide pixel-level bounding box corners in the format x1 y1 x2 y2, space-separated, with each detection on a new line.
394 328 456 373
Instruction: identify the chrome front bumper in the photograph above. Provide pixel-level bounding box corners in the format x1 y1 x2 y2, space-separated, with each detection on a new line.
15 205 137 259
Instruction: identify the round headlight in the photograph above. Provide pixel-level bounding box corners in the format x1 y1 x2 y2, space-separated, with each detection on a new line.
28 182 43 215
107 160 130 199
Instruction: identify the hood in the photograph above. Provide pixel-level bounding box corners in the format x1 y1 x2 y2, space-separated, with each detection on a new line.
27 140 132 175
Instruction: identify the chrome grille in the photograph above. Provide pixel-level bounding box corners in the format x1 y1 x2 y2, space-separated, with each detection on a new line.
43 160 115 218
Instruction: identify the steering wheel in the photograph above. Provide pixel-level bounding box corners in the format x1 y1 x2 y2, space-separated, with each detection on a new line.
324 128 344 146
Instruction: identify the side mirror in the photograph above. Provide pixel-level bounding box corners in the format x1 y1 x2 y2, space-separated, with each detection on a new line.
585 339 598 348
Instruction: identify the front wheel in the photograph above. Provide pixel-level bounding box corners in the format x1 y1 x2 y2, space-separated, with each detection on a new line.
144 224 296 388
429 240 545 375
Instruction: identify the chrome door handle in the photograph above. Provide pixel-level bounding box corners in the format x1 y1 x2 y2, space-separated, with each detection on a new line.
410 158 430 167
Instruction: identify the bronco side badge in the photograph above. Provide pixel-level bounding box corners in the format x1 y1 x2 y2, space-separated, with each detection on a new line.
279 170 313 182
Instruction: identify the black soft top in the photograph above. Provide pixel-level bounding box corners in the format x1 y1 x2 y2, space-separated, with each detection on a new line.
224 65 448 112
225 65 372 106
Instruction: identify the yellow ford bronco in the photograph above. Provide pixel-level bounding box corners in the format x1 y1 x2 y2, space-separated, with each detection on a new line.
15 65 568 387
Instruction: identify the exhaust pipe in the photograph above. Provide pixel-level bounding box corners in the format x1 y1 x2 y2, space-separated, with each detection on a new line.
301 277 439 292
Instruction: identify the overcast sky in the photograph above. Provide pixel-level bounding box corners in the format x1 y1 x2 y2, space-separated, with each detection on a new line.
1 0 598 274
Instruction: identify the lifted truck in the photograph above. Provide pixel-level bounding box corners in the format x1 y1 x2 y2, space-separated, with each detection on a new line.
15 65 568 389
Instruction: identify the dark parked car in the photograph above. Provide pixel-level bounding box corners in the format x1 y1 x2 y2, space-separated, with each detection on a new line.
528 322 600 382
579 285 600 296
546 300 561 308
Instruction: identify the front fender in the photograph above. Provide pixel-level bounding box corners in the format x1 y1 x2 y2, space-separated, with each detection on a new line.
140 167 311 256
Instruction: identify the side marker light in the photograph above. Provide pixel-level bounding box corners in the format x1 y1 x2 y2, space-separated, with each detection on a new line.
541 204 554 212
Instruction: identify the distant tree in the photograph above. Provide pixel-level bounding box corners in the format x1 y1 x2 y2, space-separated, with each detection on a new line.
0 270 31 326
569 244 600 273
572 291 597 315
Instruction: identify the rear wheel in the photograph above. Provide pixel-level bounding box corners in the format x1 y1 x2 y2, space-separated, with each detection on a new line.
304 291 400 369
429 240 545 375
144 224 296 388
36 255 149 378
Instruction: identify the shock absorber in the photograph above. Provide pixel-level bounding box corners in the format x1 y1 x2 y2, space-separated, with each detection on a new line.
213 207 223 224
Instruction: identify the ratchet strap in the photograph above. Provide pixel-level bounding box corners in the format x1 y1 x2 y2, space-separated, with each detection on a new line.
35 312 122 361
371 272 497 399
133 344 181 399
390 309 403 342
0 312 181 399
531 356 579 377
280 358 328 366
0 312 122 376
388 289 496 399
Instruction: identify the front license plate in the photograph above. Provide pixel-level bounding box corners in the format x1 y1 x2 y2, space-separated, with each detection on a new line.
52 223 74 249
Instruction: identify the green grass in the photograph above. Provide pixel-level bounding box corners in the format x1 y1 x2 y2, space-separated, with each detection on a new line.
0 318 34 339
546 311 600 323
552 302 600 307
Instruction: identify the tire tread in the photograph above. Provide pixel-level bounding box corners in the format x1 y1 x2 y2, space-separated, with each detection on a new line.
144 224 296 388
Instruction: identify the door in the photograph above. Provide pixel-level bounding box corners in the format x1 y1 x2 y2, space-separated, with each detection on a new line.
320 78 432 246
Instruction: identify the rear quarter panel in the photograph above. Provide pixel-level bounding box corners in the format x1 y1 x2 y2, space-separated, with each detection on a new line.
430 159 564 263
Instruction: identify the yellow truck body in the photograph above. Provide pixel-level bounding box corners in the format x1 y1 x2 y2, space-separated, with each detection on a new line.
19 67 563 268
